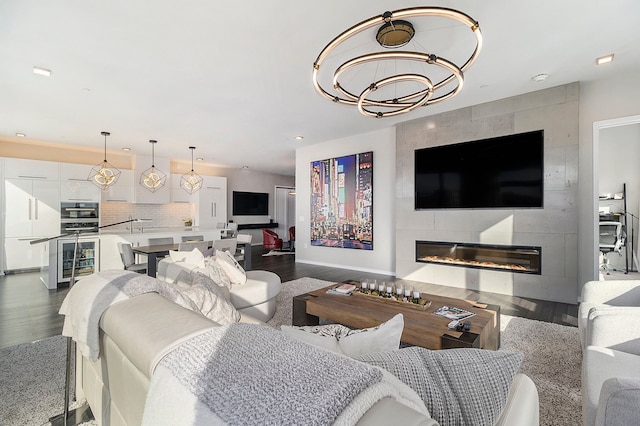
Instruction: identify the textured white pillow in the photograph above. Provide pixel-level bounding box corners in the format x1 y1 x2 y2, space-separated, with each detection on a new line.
199 257 233 291
170 271 240 325
214 249 247 285
281 314 404 357
169 248 205 269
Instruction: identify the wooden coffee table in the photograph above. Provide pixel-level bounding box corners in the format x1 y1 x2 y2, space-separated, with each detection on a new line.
292 284 500 350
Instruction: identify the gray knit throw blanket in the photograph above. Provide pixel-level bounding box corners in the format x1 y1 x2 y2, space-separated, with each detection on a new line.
152 324 384 425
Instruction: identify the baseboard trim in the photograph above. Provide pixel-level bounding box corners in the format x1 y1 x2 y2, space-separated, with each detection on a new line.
295 258 394 277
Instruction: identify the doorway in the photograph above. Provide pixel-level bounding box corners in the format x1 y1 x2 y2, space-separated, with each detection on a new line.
274 186 295 248
593 114 640 279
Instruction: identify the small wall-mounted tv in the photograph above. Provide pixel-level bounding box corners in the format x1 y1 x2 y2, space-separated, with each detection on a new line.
415 130 544 209
233 191 269 215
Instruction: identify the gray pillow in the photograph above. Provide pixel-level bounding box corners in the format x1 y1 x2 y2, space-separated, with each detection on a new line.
354 347 523 426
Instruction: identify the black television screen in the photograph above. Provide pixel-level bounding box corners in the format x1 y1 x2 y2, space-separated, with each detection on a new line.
233 191 269 215
415 130 544 209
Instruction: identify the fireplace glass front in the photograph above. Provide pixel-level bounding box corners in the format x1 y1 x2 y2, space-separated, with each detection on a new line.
416 241 541 275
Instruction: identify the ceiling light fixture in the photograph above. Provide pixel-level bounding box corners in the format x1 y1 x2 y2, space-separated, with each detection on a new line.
88 131 121 190
532 73 549 82
180 146 203 194
16 132 25 137
312 7 482 118
139 140 166 192
596 54 614 65
122 147 131 151
295 135 304 140
196 157 204 161
33 66 51 77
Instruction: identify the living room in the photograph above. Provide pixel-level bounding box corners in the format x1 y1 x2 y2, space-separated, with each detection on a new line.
2 2 640 425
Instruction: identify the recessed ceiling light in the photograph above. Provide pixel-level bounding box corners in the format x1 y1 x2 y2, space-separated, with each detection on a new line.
295 135 304 140
16 132 25 137
122 147 131 151
532 73 549 83
196 157 204 161
33 66 51 77
242 166 249 169
596 54 614 65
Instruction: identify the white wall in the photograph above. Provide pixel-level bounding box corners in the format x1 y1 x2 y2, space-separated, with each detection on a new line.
295 127 396 275
578 71 640 294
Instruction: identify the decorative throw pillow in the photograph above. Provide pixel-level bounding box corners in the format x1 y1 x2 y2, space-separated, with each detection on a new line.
199 257 233 291
214 249 247 285
354 347 524 426
280 313 404 357
170 271 240 325
202 246 215 258
168 248 205 269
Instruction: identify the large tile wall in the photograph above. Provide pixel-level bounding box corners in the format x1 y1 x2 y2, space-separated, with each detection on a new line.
101 203 195 232
395 83 579 304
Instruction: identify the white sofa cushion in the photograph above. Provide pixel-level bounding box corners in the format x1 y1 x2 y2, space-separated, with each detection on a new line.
169 248 205 269
281 314 404 357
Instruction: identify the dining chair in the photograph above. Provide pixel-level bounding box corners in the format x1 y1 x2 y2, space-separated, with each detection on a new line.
178 241 209 253
148 237 174 246
181 235 204 242
120 243 147 274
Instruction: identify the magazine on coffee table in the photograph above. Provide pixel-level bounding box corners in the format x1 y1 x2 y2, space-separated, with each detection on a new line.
326 282 357 296
433 305 476 320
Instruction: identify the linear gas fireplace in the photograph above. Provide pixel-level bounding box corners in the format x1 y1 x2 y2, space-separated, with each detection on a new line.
416 241 541 275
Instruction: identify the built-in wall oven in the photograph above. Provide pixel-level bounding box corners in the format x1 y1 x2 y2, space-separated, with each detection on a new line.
60 202 99 234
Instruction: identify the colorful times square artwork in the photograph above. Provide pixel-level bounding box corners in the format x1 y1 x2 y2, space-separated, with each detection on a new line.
310 151 373 250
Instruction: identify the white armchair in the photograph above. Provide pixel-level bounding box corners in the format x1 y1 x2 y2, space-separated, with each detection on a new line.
578 280 640 347
580 280 640 425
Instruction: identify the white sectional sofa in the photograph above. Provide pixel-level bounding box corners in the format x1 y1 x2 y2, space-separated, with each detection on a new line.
69 271 540 426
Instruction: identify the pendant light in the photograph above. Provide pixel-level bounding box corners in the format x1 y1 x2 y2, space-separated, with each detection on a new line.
139 139 166 192
180 146 203 194
88 131 121 190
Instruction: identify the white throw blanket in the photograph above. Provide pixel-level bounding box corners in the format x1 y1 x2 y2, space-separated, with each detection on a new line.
59 270 200 361
142 324 430 426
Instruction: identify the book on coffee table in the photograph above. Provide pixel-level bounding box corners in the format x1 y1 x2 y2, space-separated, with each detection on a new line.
433 305 476 320
326 282 357 296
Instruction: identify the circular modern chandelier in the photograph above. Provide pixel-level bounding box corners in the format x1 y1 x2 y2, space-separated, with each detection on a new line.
312 7 483 118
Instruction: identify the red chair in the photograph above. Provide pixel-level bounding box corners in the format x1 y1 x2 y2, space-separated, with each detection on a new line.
288 226 295 251
263 229 283 250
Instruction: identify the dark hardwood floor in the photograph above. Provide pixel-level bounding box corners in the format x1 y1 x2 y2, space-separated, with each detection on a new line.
0 249 579 349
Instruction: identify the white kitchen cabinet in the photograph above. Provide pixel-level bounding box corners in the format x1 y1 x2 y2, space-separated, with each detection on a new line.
195 176 227 228
170 173 194 204
134 155 170 204
60 163 100 202
101 169 134 203
4 158 59 180
3 178 60 271
4 179 60 238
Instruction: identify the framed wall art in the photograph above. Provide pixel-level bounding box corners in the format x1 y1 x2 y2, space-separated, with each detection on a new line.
310 151 373 250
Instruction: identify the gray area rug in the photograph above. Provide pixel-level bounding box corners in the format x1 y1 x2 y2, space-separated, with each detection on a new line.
0 277 581 426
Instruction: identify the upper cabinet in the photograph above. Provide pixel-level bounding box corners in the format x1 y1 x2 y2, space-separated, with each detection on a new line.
59 163 100 202
134 155 170 204
101 169 134 203
170 173 195 204
4 158 59 180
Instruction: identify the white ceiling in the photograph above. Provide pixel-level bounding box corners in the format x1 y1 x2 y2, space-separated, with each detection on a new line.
1 1 639 177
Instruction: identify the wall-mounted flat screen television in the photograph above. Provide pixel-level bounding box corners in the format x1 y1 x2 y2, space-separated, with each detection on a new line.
233 191 269 215
414 130 544 209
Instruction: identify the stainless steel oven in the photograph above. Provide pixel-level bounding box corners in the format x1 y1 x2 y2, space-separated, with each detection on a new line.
60 202 99 234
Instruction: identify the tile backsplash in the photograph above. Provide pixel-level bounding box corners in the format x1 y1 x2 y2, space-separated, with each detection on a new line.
101 203 195 231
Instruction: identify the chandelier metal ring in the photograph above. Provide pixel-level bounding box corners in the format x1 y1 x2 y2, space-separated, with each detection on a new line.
357 73 434 118
333 52 464 111
312 7 482 117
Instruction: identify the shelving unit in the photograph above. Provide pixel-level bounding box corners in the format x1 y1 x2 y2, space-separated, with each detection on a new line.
598 183 630 273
